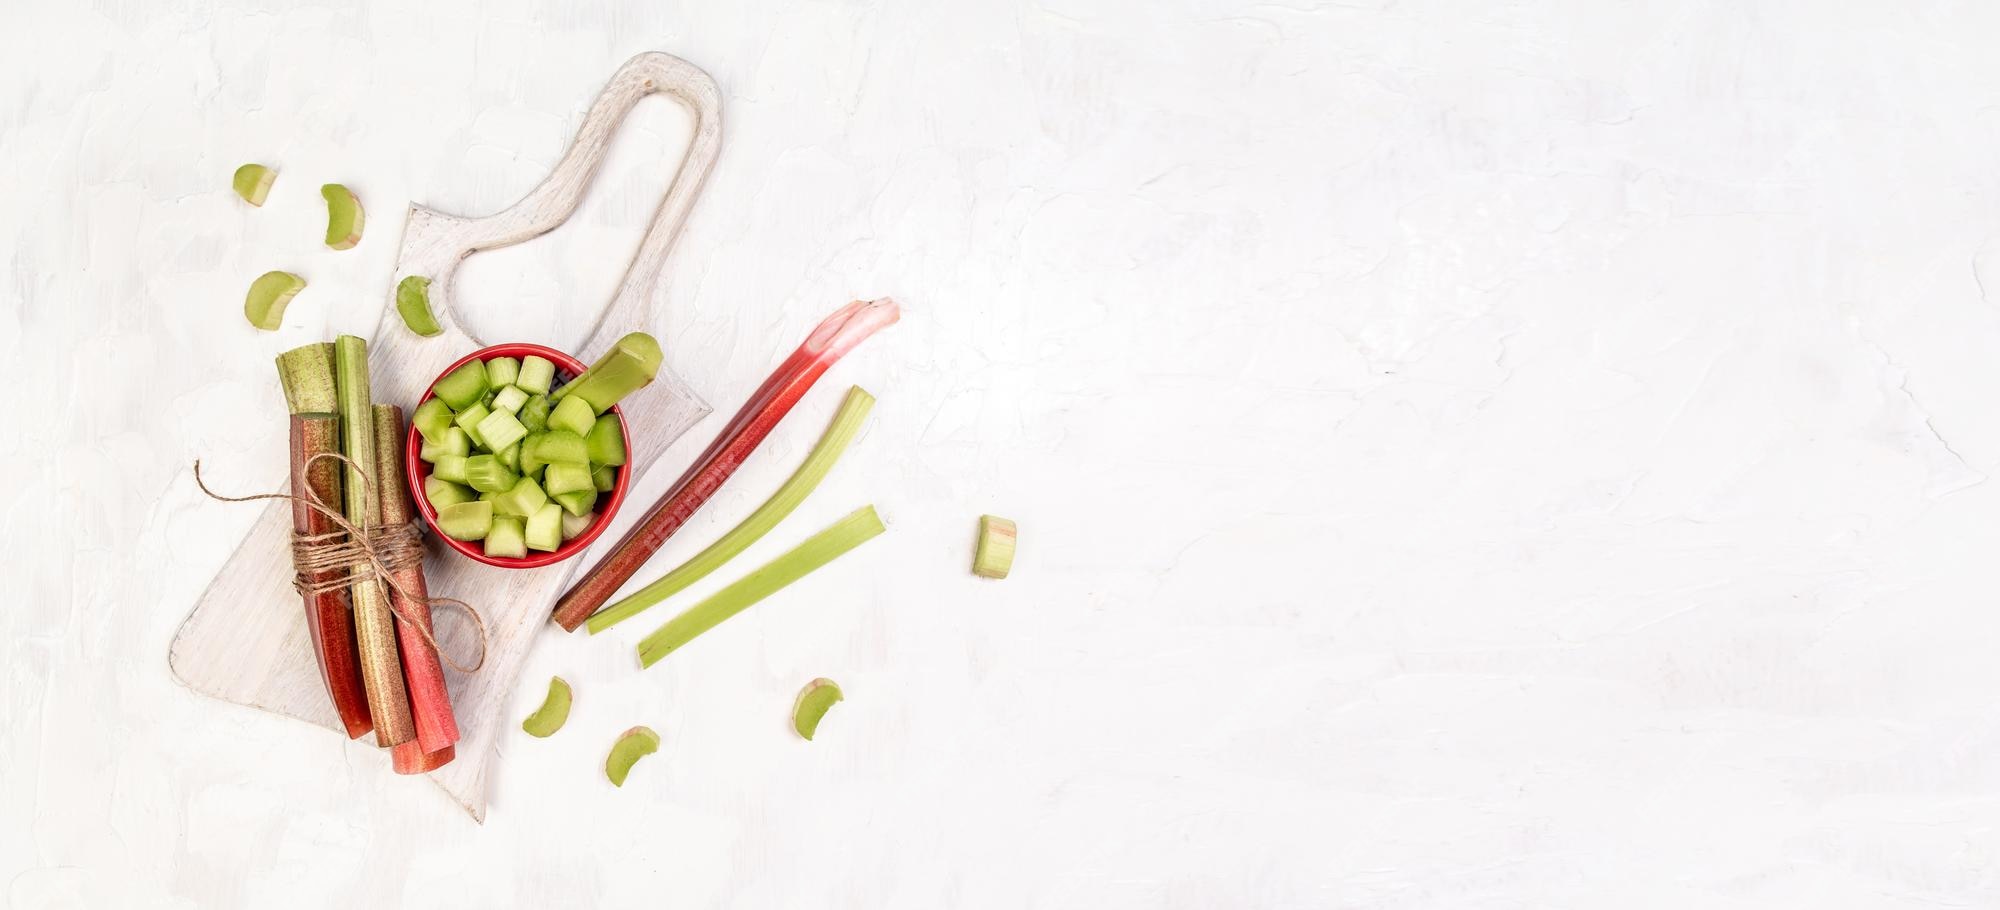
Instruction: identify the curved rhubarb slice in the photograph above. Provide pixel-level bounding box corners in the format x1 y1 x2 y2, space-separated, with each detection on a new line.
521 677 572 737
233 163 276 206
552 299 901 630
321 183 365 250
396 275 442 336
604 726 660 787
791 678 843 741
244 271 306 331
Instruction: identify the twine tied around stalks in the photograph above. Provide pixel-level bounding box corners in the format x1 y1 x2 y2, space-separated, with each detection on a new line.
193 454 488 674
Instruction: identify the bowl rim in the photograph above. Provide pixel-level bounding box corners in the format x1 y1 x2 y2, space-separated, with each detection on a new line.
405 342 632 569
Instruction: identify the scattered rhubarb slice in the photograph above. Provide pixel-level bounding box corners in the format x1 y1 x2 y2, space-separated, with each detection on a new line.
233 163 276 206
586 386 875 634
791 678 844 741
974 515 1016 579
321 184 365 250
396 276 442 337
636 505 886 667
521 677 572 737
244 271 306 331
553 299 901 631
604 726 660 787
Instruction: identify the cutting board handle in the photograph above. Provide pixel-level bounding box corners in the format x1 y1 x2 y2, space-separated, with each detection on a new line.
451 51 723 346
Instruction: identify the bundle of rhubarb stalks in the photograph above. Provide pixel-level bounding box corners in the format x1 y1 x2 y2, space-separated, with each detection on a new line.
277 335 460 773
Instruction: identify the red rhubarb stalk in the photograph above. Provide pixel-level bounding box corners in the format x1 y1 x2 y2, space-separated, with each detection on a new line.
375 404 461 766
333 335 416 747
289 413 373 740
551 297 901 630
392 741 455 774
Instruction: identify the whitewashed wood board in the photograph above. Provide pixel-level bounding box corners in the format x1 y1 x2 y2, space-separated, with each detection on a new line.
168 51 722 822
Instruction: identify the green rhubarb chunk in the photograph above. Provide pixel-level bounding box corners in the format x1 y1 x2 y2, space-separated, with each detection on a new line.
485 515 527 558
493 475 548 518
586 415 627 467
520 676 572 737
412 397 455 444
525 502 564 552
321 183 365 250
476 409 529 454
243 271 306 331
974 515 1017 579
496 441 520 472
536 430 589 467
433 454 469 484
545 463 594 497
486 356 520 388
482 388 498 408
425 475 478 509
517 356 556 396
454 402 492 449
592 464 616 492
464 454 518 493
437 501 493 541
791 678 844 741
492 385 529 414
520 395 551 433
433 361 489 410
604 726 660 787
548 395 596 437
419 427 471 462
518 433 548 477
395 276 442 337
564 333 662 414
232 163 276 206
561 510 596 540
479 490 498 503
553 489 597 517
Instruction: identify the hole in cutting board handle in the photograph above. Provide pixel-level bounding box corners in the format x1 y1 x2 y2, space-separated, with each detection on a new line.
452 94 696 354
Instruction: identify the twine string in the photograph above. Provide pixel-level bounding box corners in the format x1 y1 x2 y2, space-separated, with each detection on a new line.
194 454 488 674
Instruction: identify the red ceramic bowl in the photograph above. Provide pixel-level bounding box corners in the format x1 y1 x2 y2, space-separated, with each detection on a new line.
406 342 632 568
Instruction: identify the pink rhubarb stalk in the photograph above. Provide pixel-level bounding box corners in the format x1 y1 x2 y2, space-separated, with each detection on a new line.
552 298 900 630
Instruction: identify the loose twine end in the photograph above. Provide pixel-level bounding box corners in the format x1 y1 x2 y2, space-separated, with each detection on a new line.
194 457 489 674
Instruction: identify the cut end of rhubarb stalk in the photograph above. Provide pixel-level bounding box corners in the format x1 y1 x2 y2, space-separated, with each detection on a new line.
232 163 276 206
521 676 572 738
791 678 844 741
973 515 1016 579
321 183 365 250
396 275 442 337
244 271 306 331
392 740 455 774
605 726 661 788
803 298 902 360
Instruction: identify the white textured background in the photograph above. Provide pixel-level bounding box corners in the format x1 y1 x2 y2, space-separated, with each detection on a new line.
6 0 2000 907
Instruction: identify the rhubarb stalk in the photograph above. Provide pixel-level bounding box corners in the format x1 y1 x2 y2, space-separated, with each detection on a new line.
585 385 876 634
334 335 416 747
636 505 886 667
288 413 373 740
552 298 900 630
375 404 461 770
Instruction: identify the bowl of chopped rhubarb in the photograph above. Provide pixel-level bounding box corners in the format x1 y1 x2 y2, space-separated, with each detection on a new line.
405 342 634 568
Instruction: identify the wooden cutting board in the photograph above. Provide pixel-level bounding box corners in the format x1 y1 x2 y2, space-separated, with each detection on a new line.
169 52 721 822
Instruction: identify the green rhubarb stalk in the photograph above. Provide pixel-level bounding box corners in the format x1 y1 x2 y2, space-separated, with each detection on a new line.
334 335 416 747
276 342 337 413
588 387 876 634
555 332 660 413
636 505 886 668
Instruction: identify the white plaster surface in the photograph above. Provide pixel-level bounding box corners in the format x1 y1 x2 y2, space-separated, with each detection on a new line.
6 0 2000 906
